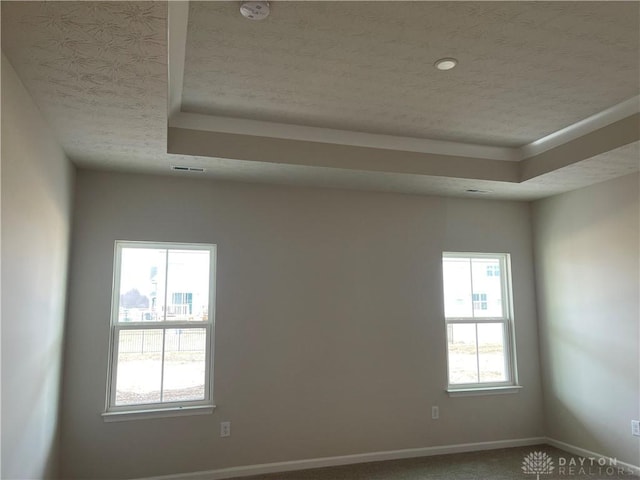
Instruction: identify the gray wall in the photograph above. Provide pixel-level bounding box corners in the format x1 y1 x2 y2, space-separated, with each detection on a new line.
1 54 75 479
61 169 543 479
532 173 640 466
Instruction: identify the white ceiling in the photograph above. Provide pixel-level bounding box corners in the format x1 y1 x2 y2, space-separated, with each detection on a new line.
2 1 639 201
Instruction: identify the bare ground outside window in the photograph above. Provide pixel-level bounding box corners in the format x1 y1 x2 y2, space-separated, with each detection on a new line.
115 349 206 405
448 342 506 384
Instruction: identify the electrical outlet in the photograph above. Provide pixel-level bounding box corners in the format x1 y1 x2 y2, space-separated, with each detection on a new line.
632 420 640 437
220 421 231 437
431 406 439 420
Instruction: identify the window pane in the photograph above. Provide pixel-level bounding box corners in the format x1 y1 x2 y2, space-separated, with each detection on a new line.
471 258 503 318
115 329 163 405
478 323 507 382
162 328 207 402
443 257 472 318
166 250 210 321
119 248 166 322
447 323 478 384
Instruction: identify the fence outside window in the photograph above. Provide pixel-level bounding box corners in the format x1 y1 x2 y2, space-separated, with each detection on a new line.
118 329 206 354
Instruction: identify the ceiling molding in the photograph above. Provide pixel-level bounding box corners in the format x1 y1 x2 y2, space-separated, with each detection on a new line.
168 112 640 186
520 113 640 181
167 127 521 183
518 95 640 159
169 104 640 177
169 112 519 162
168 1 189 120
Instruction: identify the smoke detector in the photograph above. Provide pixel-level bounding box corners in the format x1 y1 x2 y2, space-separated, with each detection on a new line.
240 1 270 20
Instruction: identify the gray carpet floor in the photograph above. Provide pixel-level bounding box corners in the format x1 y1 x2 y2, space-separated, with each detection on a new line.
240 445 638 479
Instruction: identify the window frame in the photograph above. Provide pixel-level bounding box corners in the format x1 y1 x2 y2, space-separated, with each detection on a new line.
103 241 217 420
442 252 519 393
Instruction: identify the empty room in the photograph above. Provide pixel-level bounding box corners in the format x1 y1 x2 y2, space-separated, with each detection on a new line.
1 1 639 479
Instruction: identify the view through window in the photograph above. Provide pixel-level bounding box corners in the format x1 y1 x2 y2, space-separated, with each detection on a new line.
106 242 216 414
442 253 516 388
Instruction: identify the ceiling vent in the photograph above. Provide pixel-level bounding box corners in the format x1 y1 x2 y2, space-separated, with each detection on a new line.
172 166 205 173
240 1 270 20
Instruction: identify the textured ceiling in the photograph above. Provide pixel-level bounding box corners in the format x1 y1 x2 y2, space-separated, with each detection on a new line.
182 1 639 147
1 1 169 169
1 1 639 201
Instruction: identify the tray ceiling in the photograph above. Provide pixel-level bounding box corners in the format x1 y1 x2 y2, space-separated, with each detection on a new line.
1 1 639 200
182 1 639 147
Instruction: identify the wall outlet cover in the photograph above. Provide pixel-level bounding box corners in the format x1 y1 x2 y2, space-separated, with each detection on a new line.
431 406 439 420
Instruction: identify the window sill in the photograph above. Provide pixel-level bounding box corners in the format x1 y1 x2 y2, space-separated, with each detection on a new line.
102 404 215 422
446 386 522 397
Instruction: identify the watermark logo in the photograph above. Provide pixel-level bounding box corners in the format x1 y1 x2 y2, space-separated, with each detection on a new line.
521 451 635 477
522 451 555 479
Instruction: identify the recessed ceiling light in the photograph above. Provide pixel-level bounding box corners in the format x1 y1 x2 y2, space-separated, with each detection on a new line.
240 1 270 20
434 58 458 71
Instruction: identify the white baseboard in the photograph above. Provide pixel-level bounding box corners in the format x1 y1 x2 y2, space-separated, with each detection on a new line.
545 437 640 477
139 436 546 480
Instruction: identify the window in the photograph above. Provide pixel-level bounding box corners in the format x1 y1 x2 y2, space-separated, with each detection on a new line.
104 241 216 419
170 292 193 315
486 265 500 277
442 252 517 391
472 293 488 310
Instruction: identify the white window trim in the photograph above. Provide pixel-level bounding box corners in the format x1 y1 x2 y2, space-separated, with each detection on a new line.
104 241 217 420
443 252 519 392
446 386 523 397
102 405 215 422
